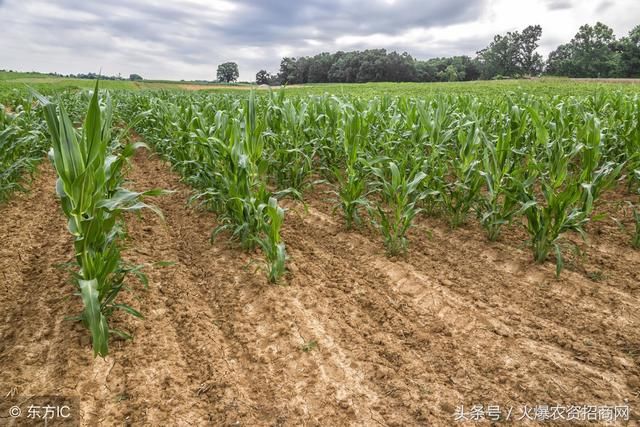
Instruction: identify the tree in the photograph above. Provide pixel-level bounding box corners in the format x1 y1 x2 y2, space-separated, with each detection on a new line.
476 32 521 78
516 25 544 75
443 65 459 82
328 52 360 83
307 52 333 82
129 74 143 81
546 22 621 77
355 49 387 82
546 43 575 76
476 25 543 78
415 60 437 82
384 51 416 82
217 62 239 83
278 57 299 84
256 69 270 84
572 22 620 77
619 25 640 77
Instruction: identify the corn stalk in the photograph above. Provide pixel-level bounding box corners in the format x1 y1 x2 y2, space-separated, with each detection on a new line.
37 82 163 356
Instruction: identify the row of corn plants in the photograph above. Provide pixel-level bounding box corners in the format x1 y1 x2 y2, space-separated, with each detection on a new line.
119 91 289 282
37 82 163 356
0 89 93 203
0 93 50 202
115 89 639 275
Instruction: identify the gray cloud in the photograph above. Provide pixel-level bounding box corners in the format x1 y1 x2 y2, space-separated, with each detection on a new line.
596 0 614 13
545 0 573 10
220 0 488 44
0 0 490 79
0 0 636 80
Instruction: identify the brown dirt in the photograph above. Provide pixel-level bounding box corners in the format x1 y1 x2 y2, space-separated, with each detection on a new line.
1 150 639 426
177 84 254 91
570 78 640 84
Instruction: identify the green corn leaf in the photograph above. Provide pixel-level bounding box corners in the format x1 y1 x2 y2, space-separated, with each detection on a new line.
58 102 85 183
112 303 144 319
79 279 109 357
84 81 103 165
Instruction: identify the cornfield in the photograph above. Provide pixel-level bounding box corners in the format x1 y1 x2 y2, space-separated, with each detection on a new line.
0 93 48 201
2 82 639 358
118 89 639 274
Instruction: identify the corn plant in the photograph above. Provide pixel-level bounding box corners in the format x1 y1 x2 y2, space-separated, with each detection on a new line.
518 180 588 276
37 82 163 356
255 197 287 282
309 95 341 180
112 89 640 276
204 128 264 249
631 174 640 249
198 94 272 250
438 121 484 228
329 109 369 229
139 92 290 282
368 159 426 256
477 121 527 241
264 96 315 194
576 114 623 215
516 123 589 276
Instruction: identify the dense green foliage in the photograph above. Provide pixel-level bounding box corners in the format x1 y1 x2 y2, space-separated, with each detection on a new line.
476 25 544 78
547 23 640 78
113 87 640 275
0 94 48 201
217 62 240 83
0 78 639 356
262 22 639 84
270 49 481 84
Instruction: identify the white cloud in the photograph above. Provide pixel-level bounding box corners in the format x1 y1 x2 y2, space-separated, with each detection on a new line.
0 0 637 81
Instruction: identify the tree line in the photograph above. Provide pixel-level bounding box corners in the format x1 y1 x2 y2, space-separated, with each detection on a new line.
254 22 640 84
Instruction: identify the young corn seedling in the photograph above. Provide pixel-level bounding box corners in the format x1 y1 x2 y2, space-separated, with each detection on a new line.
368 160 427 256
576 114 623 215
264 97 315 194
517 137 589 276
331 165 368 229
204 93 269 250
477 122 525 241
0 95 48 202
330 109 369 229
37 82 163 357
255 197 287 282
438 121 484 228
518 179 588 276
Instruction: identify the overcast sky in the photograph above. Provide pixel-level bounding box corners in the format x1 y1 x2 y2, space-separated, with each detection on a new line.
0 0 637 81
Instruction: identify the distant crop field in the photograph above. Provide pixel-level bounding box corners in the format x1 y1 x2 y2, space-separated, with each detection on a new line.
1 77 639 425
2 70 640 99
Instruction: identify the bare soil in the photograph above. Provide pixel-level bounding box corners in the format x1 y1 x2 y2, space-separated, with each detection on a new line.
177 84 255 91
570 78 640 84
1 149 639 426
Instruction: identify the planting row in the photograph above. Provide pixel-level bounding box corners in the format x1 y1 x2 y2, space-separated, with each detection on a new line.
118 89 640 276
3 85 639 356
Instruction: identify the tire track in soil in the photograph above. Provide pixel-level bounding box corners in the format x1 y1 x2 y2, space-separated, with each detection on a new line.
117 150 277 425
122 149 381 426
281 206 466 425
0 163 115 425
2 150 638 426
294 194 640 423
